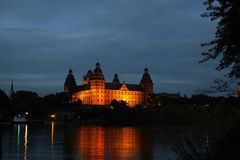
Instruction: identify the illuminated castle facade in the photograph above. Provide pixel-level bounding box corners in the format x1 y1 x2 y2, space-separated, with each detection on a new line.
64 62 153 107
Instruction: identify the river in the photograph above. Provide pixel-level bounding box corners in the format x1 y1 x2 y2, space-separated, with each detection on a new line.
0 123 212 160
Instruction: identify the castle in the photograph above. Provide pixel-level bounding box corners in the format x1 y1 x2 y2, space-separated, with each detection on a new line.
64 62 153 107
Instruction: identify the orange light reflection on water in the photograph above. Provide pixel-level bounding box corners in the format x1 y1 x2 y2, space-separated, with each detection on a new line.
51 122 54 146
76 126 140 160
24 125 28 160
78 126 104 160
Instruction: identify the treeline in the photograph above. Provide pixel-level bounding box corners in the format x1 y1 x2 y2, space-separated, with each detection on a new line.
93 95 240 125
0 88 240 125
0 89 71 121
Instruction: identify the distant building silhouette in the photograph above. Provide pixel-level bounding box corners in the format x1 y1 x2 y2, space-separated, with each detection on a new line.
64 62 153 107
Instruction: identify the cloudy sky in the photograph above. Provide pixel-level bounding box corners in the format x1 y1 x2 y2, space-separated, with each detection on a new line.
0 0 227 96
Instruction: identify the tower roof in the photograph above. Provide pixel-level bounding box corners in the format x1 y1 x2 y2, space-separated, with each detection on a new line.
69 68 73 74
94 62 102 72
84 69 93 80
92 62 104 80
96 62 100 67
144 67 148 72
112 73 120 84
140 67 153 84
64 68 77 92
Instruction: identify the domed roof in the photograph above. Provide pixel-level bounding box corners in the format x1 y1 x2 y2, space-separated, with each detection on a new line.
94 62 102 72
112 73 120 84
83 69 93 80
64 68 77 91
140 67 153 84
92 62 105 80
144 67 148 72
69 68 73 74
96 62 100 67
87 69 93 75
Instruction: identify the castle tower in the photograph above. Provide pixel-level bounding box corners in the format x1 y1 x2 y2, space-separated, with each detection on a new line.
64 67 77 93
140 67 153 105
112 73 120 85
83 69 93 85
91 62 104 80
90 62 105 104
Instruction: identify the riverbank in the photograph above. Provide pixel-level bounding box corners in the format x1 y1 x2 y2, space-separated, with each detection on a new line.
1 103 239 127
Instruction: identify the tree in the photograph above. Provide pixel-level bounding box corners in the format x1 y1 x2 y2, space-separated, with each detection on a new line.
0 89 11 118
11 90 42 113
44 92 71 108
201 0 240 79
195 79 235 96
110 99 128 110
0 89 10 108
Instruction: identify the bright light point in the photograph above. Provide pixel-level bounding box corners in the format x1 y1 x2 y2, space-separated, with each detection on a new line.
50 114 56 119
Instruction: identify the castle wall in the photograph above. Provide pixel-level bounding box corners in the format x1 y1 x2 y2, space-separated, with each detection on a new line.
72 86 143 107
104 89 143 107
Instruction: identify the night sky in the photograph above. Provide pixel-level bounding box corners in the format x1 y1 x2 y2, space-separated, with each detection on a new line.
0 0 227 96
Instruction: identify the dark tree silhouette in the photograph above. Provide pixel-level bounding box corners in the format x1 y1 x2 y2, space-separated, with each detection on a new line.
195 79 235 95
201 0 240 78
0 89 10 108
0 89 11 120
110 99 128 110
11 90 42 114
44 92 71 108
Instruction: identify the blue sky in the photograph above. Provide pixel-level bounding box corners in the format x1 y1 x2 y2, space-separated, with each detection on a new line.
0 0 227 96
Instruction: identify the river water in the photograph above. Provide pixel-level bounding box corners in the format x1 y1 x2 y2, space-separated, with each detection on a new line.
0 123 211 160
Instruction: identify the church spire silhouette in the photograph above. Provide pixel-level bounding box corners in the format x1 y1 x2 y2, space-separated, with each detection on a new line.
10 80 14 97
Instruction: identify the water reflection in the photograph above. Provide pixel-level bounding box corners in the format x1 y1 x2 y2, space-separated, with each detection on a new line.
24 125 28 160
0 124 213 160
76 126 141 160
17 125 20 151
51 122 55 160
77 126 104 159
51 122 55 147
106 127 140 159
16 124 28 160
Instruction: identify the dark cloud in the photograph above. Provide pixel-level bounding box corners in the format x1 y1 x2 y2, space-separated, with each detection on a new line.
0 0 225 96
